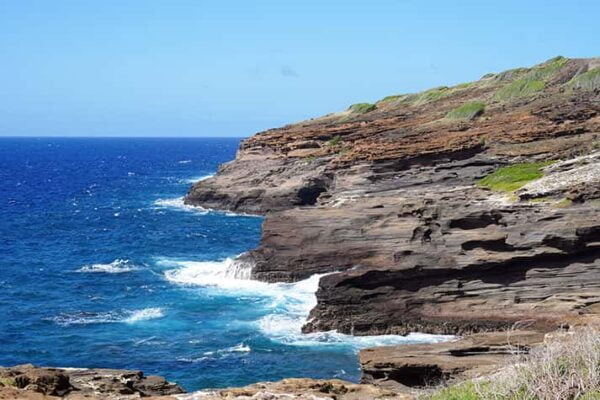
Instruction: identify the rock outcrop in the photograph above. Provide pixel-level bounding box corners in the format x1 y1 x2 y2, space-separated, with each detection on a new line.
359 330 545 389
188 378 411 400
186 56 600 339
0 366 411 400
0 365 184 399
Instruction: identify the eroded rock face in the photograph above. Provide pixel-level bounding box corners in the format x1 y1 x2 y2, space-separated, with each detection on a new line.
0 365 184 399
185 57 600 336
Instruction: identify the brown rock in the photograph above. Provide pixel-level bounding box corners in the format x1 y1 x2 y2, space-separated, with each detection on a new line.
359 330 545 389
190 378 413 399
185 56 600 337
0 365 183 399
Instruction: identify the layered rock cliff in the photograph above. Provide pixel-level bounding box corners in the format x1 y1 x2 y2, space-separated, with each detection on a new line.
185 56 600 338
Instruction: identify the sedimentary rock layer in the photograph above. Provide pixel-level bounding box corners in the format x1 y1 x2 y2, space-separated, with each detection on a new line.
185 56 600 336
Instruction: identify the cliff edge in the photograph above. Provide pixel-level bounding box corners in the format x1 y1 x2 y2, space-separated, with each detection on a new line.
185 56 600 341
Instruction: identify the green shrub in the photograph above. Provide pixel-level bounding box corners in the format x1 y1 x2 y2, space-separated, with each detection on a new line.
348 103 376 114
0 377 17 387
405 86 451 105
327 135 342 146
378 94 407 104
446 102 485 120
569 68 600 91
478 161 552 192
527 56 569 80
493 67 529 82
493 79 545 101
424 382 481 400
493 56 568 101
454 82 475 89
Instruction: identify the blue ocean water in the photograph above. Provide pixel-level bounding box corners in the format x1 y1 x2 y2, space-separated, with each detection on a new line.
0 137 450 391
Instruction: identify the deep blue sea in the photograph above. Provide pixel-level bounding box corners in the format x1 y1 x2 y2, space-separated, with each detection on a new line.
0 137 449 391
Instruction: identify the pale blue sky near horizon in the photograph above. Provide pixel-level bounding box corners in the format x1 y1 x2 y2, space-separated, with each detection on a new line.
0 0 598 137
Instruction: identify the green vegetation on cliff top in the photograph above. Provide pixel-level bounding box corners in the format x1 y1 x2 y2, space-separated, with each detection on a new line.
492 56 568 101
569 67 600 91
348 102 376 114
446 101 485 120
477 161 553 192
347 57 600 120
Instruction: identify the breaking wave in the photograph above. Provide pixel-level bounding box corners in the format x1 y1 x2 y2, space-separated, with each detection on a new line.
181 174 214 184
76 259 140 274
152 196 259 218
153 197 209 213
162 257 454 350
48 307 165 326
161 257 255 289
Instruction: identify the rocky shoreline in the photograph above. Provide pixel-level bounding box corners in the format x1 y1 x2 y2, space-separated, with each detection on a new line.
184 56 600 389
5 56 599 398
186 56 599 336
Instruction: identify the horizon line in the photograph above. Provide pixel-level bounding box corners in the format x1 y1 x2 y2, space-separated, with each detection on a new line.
0 135 250 139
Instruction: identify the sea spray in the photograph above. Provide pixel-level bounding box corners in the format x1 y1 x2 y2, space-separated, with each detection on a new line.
48 308 165 326
162 257 453 350
224 256 254 280
76 259 140 274
181 174 215 184
153 197 210 213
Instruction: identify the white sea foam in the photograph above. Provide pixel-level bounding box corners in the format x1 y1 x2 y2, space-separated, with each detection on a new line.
181 174 214 184
162 257 454 350
124 307 165 323
162 258 257 290
49 307 165 326
152 196 259 218
178 160 192 164
153 197 209 213
77 259 139 274
224 343 251 353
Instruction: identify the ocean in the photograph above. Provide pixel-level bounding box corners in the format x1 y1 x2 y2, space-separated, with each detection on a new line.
0 137 450 391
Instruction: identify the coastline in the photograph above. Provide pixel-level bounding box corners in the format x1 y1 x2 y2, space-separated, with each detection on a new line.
3 56 600 398
183 56 600 390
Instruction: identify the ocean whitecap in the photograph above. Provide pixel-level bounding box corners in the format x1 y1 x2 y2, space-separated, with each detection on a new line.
76 259 140 274
153 197 209 213
48 307 165 326
180 174 215 184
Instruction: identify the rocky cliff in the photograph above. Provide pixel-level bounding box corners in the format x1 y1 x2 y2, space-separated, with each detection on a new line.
186 56 600 339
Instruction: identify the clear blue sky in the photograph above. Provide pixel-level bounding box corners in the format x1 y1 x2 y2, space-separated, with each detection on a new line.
0 0 598 137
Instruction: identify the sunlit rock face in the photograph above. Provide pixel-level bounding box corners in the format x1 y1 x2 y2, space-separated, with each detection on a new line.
186 57 600 336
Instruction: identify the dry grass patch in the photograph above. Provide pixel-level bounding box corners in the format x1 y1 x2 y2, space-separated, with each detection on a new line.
424 328 600 400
